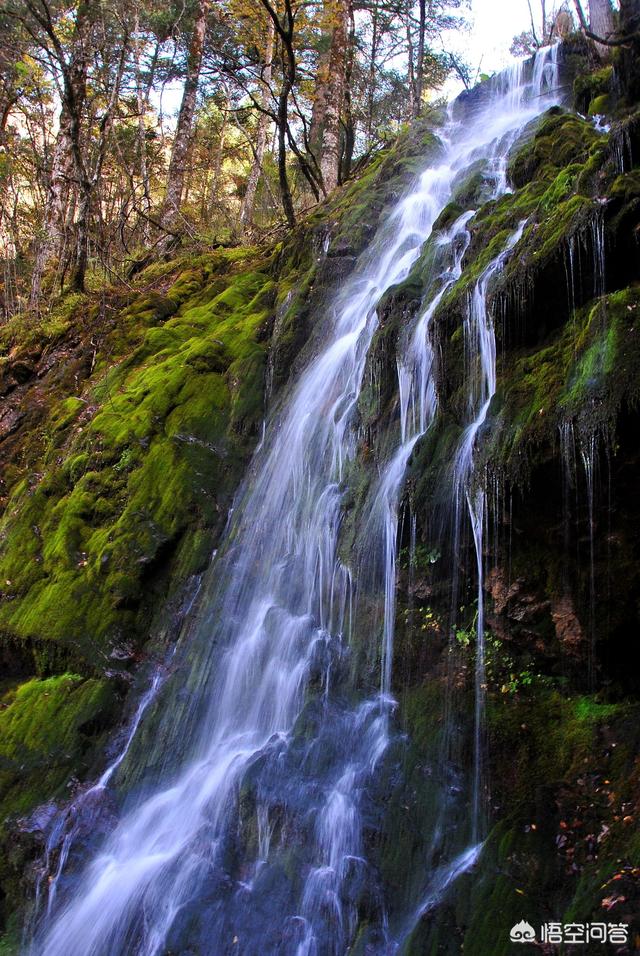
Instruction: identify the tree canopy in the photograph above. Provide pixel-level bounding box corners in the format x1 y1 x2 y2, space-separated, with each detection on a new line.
0 0 628 315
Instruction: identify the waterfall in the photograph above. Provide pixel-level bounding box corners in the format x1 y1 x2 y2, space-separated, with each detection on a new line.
34 46 561 956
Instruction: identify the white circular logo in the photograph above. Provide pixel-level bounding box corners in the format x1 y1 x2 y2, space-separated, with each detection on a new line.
510 920 537 943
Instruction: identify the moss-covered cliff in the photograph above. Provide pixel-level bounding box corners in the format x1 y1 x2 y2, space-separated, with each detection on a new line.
1 43 640 954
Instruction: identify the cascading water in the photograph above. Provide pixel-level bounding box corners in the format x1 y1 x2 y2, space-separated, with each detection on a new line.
453 220 526 843
33 45 561 956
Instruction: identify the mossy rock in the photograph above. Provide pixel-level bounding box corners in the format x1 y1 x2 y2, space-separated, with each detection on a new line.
0 252 279 667
0 673 117 821
574 65 613 116
588 93 612 117
508 108 601 190
480 285 640 478
451 159 491 208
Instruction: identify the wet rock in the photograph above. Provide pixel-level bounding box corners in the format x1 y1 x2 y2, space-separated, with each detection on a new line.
486 567 550 626
0 405 24 440
551 593 585 652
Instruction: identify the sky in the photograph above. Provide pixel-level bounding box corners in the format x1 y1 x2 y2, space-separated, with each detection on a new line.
464 0 540 73
441 0 543 96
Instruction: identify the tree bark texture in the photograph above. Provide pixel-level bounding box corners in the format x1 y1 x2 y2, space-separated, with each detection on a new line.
161 0 210 230
29 0 92 306
309 0 351 195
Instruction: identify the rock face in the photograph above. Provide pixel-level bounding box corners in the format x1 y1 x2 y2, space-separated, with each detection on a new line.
354 53 640 953
1 48 640 953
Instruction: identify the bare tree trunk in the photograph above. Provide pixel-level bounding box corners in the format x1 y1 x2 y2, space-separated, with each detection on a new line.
30 124 76 305
207 100 228 217
240 17 275 229
309 50 330 165
258 0 297 226
619 0 640 99
526 0 541 46
575 0 618 56
366 0 380 149
406 19 417 117
413 0 427 117
29 0 92 306
308 0 351 194
0 85 18 236
161 0 210 230
340 4 356 183
589 0 615 39
70 31 128 292
277 70 295 227
134 14 152 242
316 0 351 194
32 114 74 294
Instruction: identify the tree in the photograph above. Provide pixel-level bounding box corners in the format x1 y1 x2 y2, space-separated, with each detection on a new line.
618 0 640 99
70 18 130 291
511 1 568 54
589 0 615 43
255 0 299 226
239 16 274 228
26 0 93 304
416 0 430 114
161 0 211 230
573 0 615 45
398 0 461 117
0 0 471 309
309 0 352 193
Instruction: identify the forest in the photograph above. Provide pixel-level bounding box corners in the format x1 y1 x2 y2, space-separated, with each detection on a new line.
1 0 640 954
0 0 473 313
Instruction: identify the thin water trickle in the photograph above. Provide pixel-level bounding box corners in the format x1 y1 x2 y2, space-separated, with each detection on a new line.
559 420 578 570
612 124 633 172
581 432 598 689
452 220 527 844
34 45 562 956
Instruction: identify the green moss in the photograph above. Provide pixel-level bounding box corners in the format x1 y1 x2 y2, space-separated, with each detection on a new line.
432 201 463 232
451 159 491 207
0 925 20 956
574 65 613 115
540 163 582 210
322 120 443 255
374 682 466 913
589 93 612 117
483 286 640 477
521 194 593 267
563 318 617 406
0 673 116 820
400 687 640 954
458 821 556 956
609 169 640 203
50 397 86 432
0 293 89 354
435 128 600 325
0 118 454 940
508 109 601 190
1 82 638 947
0 253 278 664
